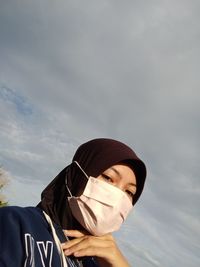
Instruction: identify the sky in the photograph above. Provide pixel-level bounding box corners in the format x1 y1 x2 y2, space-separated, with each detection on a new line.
0 0 200 266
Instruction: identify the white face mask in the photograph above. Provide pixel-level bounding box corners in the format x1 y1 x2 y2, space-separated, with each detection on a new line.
66 161 133 236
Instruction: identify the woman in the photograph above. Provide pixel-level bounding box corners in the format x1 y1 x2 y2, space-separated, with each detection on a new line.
0 138 146 267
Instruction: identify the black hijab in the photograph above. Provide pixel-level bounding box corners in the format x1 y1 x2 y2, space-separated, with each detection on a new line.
37 138 146 229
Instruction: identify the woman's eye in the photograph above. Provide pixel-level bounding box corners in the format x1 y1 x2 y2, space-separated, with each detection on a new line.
126 190 134 199
102 174 112 182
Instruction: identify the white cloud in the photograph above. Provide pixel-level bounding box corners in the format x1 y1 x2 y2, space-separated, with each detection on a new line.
0 1 200 266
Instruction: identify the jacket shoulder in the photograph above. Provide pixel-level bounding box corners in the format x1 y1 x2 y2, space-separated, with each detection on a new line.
0 206 43 223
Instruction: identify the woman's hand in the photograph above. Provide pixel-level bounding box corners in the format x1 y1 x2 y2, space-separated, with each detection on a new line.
61 230 130 267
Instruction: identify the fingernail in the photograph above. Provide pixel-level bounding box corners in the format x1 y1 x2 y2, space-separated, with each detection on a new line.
64 249 70 255
74 252 80 257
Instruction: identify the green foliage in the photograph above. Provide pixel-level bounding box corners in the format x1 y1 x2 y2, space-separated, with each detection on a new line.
0 167 9 207
0 200 8 207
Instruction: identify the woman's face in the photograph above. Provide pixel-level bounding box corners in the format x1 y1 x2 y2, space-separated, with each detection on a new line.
97 163 137 201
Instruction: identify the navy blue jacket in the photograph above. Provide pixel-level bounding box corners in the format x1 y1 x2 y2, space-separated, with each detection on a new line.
0 206 98 267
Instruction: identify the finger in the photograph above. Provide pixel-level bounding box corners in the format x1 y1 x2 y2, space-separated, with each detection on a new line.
61 236 85 249
62 234 114 250
72 244 125 267
63 236 114 256
63 229 87 238
73 246 114 259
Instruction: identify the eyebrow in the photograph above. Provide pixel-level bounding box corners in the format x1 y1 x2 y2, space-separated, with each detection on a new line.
110 167 137 187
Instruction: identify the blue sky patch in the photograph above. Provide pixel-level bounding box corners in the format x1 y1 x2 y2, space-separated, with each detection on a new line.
0 86 33 116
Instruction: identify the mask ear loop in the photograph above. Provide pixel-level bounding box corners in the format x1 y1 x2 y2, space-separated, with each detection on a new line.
65 161 89 197
73 161 89 179
65 176 72 197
